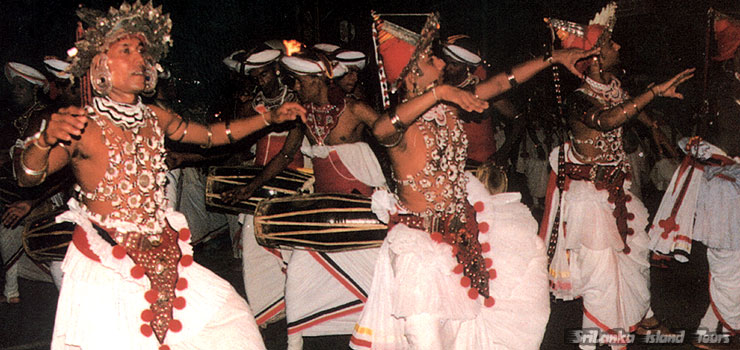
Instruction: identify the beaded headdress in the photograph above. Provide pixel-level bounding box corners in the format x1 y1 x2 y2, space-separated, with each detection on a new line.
372 11 440 109
545 2 617 51
66 1 173 78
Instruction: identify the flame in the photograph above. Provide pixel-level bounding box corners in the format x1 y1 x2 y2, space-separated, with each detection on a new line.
283 40 302 56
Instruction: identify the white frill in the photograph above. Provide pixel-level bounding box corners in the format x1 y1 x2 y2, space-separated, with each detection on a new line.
351 173 549 350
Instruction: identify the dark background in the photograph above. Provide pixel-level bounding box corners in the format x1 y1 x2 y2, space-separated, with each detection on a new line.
1 0 739 130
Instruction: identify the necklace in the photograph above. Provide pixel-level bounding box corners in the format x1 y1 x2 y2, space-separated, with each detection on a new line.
94 96 148 129
304 100 346 145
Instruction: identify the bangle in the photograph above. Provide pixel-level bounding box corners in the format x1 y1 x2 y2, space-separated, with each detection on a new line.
174 120 189 142
261 112 271 126
506 69 518 88
432 87 439 101
169 117 185 137
379 132 403 148
201 126 213 149
389 114 407 133
225 120 235 144
20 148 48 177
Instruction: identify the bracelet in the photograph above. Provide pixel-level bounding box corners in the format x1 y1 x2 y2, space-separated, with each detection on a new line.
379 132 403 148
225 120 235 144
31 120 51 150
432 87 439 101
201 126 213 149
389 114 407 133
506 69 518 88
174 120 189 142
169 117 185 137
261 112 271 126
20 148 48 177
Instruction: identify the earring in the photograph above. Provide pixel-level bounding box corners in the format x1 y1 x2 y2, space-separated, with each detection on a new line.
90 54 112 96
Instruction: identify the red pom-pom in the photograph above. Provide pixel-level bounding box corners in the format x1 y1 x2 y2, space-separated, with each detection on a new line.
141 309 154 322
131 265 145 279
173 297 186 310
468 288 479 300
623 246 631 255
478 222 489 233
180 255 193 267
481 242 491 252
484 296 495 307
179 229 191 242
112 245 127 259
489 269 497 280
484 258 493 268
176 278 188 291
159 345 171 350
473 201 485 212
627 228 635 236
430 232 443 243
140 324 153 337
625 195 632 202
627 213 635 221
145 289 158 304
453 264 464 274
460 276 471 288
169 319 182 332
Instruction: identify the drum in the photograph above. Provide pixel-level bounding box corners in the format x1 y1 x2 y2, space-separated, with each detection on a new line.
205 166 314 215
254 193 387 252
22 206 74 262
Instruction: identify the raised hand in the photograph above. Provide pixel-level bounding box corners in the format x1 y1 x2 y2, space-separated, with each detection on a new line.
437 85 489 113
651 68 695 100
43 106 90 147
553 47 601 79
271 102 307 124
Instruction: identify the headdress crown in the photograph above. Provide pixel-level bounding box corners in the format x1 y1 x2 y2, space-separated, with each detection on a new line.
67 1 173 77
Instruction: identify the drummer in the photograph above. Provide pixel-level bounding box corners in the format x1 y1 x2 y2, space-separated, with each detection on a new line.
221 44 306 329
223 46 389 348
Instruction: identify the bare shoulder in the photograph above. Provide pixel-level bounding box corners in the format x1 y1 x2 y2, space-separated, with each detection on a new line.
346 99 379 123
146 103 179 126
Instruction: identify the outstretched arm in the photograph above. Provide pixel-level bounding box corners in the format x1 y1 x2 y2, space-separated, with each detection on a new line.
475 48 599 101
580 68 695 132
372 85 488 145
157 102 306 147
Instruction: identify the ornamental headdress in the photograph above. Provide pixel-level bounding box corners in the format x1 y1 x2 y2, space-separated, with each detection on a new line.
372 11 440 109
332 50 367 78
712 9 740 62
66 1 173 80
223 47 282 75
545 2 617 73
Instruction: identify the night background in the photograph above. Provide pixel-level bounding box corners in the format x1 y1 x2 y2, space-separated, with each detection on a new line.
1 0 739 132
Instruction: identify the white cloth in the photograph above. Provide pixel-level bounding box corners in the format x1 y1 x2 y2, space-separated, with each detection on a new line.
279 141 386 340
542 145 651 333
240 213 287 326
176 167 240 254
51 199 265 350
301 142 387 188
699 248 740 333
350 173 549 350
